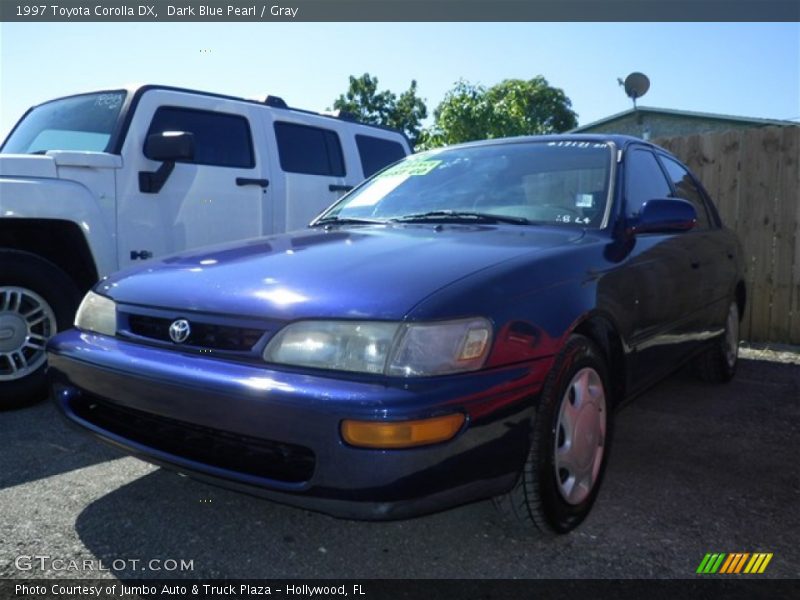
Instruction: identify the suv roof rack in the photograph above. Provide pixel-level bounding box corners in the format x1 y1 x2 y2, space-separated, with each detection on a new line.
335 110 358 122
320 108 359 122
263 95 288 109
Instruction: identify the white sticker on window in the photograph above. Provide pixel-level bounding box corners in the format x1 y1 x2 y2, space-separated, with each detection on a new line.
576 193 594 208
94 93 123 110
346 174 409 208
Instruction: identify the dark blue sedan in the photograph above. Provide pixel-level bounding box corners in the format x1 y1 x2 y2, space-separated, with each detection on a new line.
48 135 744 535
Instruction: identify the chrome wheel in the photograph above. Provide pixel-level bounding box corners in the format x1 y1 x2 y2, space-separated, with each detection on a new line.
554 367 607 505
0 287 57 381
724 302 739 369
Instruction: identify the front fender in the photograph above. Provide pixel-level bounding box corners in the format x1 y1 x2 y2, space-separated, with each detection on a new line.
405 240 632 365
0 177 117 277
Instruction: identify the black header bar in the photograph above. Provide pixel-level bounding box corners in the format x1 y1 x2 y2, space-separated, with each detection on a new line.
2 579 799 600
2 0 799 22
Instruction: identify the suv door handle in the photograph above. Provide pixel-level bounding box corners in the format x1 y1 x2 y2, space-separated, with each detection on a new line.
329 184 354 192
236 178 269 188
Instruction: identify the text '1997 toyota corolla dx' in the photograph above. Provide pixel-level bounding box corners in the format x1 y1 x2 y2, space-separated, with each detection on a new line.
47 135 745 536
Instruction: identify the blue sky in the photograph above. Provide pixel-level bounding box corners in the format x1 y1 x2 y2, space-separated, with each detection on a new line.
1 22 798 141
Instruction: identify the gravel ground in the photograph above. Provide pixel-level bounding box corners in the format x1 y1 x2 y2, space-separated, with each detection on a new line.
1 357 798 580
740 343 800 365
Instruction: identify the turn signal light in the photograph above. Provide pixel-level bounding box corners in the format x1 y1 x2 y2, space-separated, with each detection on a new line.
341 414 465 449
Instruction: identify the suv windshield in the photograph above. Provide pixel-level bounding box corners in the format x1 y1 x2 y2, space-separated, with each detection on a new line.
2 91 127 154
318 140 614 228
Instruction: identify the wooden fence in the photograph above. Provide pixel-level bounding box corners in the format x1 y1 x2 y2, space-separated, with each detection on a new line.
655 126 800 345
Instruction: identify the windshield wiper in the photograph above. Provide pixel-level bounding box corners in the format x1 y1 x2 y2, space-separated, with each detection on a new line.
390 210 530 225
311 216 386 227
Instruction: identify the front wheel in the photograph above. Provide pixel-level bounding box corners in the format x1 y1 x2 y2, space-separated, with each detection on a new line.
494 334 613 536
0 251 81 409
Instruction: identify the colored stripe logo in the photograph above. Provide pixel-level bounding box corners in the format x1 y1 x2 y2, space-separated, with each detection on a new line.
697 552 773 574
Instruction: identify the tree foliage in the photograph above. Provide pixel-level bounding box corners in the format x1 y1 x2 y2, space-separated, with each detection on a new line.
332 73 428 148
423 77 578 148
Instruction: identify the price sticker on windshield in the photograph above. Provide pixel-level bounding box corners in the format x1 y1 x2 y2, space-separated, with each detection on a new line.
380 160 441 178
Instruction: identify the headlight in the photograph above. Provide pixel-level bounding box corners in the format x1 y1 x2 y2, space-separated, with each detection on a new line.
263 318 492 377
388 318 491 376
74 291 117 336
264 321 399 374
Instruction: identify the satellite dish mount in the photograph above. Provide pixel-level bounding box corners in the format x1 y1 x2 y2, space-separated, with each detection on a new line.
620 72 650 109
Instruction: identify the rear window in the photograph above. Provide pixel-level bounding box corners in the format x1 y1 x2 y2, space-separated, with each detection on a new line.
146 107 254 168
274 122 345 176
356 135 407 177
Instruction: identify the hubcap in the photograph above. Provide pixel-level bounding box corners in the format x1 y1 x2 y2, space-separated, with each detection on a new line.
725 303 739 369
554 367 607 505
0 287 57 381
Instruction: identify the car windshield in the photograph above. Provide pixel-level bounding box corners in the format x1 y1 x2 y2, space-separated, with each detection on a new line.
1 91 127 154
317 140 614 228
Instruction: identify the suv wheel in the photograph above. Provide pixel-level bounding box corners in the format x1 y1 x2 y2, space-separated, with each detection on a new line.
0 251 81 409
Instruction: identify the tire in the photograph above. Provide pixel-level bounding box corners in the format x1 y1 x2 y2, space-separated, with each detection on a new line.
0 250 82 409
494 334 612 536
694 300 739 384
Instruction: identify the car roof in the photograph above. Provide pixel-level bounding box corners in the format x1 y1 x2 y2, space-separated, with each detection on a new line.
446 133 660 152
23 84 411 144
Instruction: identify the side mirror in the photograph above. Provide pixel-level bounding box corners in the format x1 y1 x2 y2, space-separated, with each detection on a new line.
139 132 195 193
631 198 697 234
144 131 195 162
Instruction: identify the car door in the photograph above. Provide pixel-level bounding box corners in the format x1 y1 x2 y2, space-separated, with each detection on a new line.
656 153 735 334
263 118 350 234
116 90 269 269
622 147 699 391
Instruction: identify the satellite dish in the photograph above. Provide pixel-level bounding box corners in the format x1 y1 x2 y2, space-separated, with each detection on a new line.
621 72 650 108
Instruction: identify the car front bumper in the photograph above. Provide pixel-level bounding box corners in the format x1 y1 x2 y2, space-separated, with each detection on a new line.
48 329 552 520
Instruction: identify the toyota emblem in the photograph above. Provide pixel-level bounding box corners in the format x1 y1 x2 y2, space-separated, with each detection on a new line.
169 319 191 344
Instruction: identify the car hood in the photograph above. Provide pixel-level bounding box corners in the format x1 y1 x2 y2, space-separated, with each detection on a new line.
0 152 122 178
100 224 585 320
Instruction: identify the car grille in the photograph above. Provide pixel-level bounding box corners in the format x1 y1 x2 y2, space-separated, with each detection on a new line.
70 394 315 483
126 314 264 351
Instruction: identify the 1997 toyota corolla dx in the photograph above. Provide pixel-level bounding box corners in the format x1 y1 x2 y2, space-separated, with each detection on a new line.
48 135 744 535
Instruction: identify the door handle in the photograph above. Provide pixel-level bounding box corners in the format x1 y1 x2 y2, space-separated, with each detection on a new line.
236 178 269 188
329 184 354 192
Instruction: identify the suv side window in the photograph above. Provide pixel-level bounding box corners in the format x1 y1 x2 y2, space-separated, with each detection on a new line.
625 148 672 219
274 121 345 176
356 135 407 178
658 156 712 229
146 107 254 168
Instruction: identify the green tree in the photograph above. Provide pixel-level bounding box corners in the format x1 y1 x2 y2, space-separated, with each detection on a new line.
332 73 428 148
424 77 578 148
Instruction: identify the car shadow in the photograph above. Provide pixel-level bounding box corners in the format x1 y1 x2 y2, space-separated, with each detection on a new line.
0 400 119 490
73 469 502 579
70 357 799 578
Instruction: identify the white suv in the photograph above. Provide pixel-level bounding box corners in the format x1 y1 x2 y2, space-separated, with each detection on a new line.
0 85 411 405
